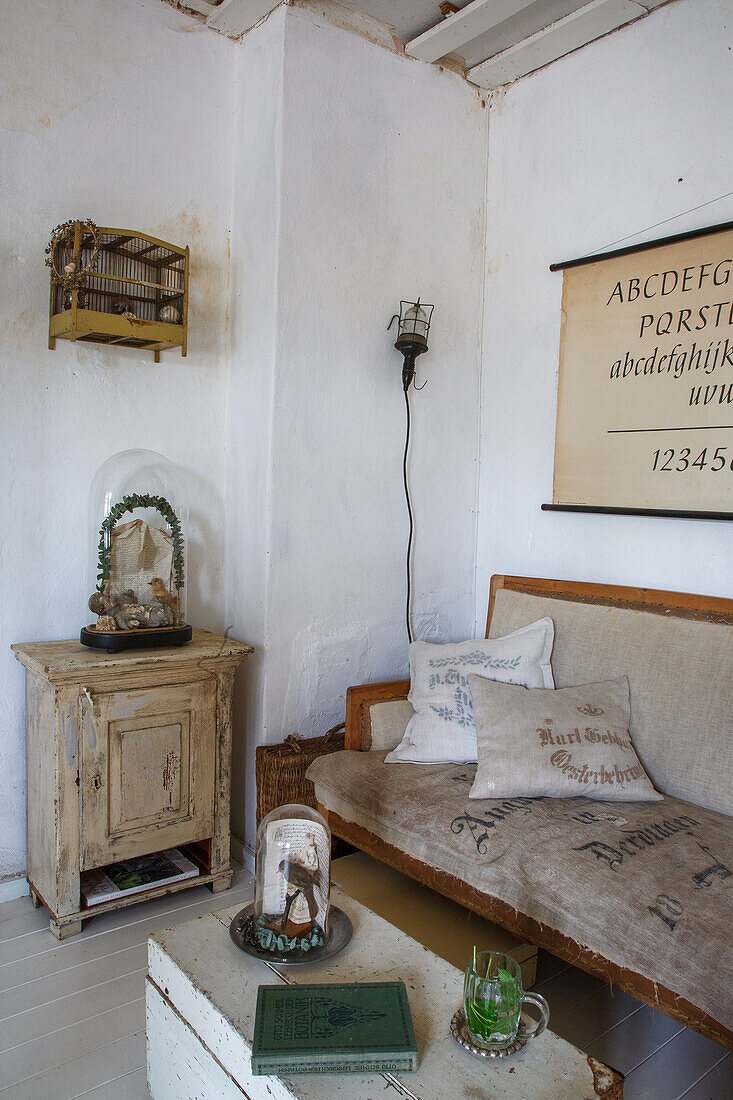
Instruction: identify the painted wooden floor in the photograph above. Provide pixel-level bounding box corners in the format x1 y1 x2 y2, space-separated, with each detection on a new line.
0 870 256 1100
0 872 730 1099
532 951 731 1100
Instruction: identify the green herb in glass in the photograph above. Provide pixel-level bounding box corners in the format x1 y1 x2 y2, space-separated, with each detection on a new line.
463 950 549 1051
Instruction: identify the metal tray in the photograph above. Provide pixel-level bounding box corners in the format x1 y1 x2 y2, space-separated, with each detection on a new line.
229 902 353 965
450 1007 527 1059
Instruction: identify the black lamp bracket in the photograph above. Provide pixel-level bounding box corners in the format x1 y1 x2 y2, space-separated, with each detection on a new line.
387 314 429 392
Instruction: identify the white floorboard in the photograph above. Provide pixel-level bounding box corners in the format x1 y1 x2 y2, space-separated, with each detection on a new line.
76 1065 149 1099
1 1032 147 1100
678 1054 732 1100
1 970 147 1053
0 908 51 944
0 879 256 989
0 863 729 1099
0 945 147 1021
533 955 731 1097
0 998 146 1092
0 898 45 928
0 867 254 1099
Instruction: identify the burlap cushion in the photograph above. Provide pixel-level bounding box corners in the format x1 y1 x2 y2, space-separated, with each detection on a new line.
369 700 414 751
468 674 662 802
385 619 555 765
487 590 733 816
307 749 733 1034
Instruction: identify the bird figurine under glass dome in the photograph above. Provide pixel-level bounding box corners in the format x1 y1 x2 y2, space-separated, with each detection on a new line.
81 449 192 652
253 804 332 954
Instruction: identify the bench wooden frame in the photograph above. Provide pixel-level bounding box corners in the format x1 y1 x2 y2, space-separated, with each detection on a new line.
318 575 733 1049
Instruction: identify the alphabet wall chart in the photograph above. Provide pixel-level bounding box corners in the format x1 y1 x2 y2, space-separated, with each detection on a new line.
550 222 733 517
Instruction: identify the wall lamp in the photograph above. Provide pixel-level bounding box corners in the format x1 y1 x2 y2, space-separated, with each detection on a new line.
388 299 434 391
388 298 434 644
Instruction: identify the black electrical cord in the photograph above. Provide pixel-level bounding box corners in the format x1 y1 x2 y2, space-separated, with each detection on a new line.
403 386 414 644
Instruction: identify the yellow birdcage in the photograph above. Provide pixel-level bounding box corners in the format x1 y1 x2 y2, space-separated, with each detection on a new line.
47 220 189 362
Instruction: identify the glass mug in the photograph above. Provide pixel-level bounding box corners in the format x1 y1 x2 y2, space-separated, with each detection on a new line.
463 951 549 1051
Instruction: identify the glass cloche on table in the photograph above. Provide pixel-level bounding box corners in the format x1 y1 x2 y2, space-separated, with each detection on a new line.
229 804 353 962
81 448 192 653
254 804 332 955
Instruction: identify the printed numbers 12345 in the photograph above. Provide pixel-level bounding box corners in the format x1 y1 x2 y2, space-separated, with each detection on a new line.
652 446 731 472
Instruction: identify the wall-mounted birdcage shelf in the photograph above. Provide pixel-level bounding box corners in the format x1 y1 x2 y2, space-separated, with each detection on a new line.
48 222 189 362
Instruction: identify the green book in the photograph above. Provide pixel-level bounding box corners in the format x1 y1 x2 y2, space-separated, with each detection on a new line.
251 981 418 1076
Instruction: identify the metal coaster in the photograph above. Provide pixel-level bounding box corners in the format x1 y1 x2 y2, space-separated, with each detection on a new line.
450 1008 527 1059
229 902 353 965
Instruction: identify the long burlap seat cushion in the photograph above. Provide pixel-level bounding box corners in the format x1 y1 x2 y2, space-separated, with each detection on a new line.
309 749 733 1033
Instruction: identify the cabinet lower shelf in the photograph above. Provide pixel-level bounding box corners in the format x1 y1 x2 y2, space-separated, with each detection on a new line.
29 864 234 939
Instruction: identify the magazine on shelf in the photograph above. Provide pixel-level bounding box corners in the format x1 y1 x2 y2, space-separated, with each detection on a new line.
81 847 200 907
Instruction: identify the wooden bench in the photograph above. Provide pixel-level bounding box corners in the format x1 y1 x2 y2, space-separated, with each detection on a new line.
310 576 733 1048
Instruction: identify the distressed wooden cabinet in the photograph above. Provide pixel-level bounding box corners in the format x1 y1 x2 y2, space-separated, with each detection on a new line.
12 631 252 938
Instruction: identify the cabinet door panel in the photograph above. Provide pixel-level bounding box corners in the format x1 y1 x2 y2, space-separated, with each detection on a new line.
81 680 215 870
108 712 191 832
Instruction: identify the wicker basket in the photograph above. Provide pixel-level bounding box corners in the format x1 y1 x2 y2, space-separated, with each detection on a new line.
255 724 345 826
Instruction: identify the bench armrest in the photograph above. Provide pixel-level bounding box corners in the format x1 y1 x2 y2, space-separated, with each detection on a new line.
345 679 410 750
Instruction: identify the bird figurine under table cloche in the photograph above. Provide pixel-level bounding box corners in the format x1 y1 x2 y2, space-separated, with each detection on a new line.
80 449 192 653
253 805 332 955
229 803 353 963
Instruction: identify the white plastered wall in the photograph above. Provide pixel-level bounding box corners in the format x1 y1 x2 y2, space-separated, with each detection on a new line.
477 0 733 616
227 4 488 849
225 10 286 853
10 0 721 881
0 0 237 885
1 0 488 876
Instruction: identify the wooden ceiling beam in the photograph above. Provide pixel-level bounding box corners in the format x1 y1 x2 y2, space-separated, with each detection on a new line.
405 0 540 64
467 0 647 89
181 0 220 14
205 0 278 38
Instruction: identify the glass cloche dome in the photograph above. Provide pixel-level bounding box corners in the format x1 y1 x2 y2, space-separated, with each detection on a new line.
81 448 192 652
253 804 332 957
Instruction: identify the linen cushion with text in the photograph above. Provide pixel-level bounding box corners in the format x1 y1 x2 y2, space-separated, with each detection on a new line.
468 674 662 801
385 619 555 765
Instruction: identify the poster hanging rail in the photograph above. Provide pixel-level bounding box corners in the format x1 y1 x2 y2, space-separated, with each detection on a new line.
541 503 733 521
549 219 733 273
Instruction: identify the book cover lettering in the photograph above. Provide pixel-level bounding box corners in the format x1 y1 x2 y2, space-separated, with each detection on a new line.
251 981 418 1075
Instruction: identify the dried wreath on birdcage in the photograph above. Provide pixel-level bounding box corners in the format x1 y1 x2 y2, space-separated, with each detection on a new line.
44 219 100 289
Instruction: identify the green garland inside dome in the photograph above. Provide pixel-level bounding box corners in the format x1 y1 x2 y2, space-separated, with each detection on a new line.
96 493 184 594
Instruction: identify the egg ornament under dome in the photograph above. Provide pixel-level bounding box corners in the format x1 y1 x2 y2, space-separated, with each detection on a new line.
253 804 332 956
81 448 192 653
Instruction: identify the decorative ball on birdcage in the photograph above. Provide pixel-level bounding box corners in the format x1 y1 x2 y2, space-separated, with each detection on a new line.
158 303 181 324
